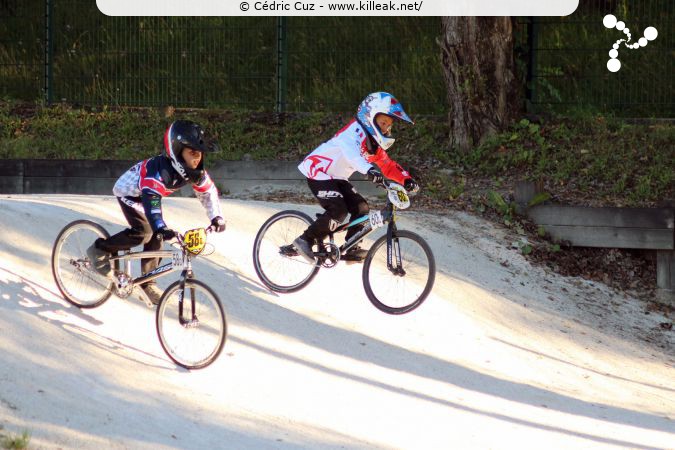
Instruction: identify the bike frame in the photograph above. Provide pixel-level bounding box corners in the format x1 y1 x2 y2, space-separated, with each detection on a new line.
110 250 191 286
108 232 203 311
319 200 403 272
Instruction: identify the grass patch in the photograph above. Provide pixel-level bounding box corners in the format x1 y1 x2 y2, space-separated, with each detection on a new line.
0 430 31 450
419 114 674 206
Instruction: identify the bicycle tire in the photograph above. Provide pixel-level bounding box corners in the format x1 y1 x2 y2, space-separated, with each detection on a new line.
156 279 227 370
252 210 320 293
362 230 435 315
51 220 114 308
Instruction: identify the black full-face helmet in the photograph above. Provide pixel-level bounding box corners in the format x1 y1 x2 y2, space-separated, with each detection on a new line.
163 120 220 183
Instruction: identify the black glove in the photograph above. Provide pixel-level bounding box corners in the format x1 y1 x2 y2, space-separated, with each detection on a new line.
155 228 176 241
404 178 419 193
367 167 384 184
211 216 226 233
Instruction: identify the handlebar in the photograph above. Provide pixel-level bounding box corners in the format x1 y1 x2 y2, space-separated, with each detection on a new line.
175 225 213 244
156 225 214 246
180 225 214 237
377 179 419 197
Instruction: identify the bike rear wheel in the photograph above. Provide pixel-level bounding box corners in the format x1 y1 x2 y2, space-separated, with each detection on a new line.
362 230 435 315
252 210 320 293
156 279 226 370
51 220 114 308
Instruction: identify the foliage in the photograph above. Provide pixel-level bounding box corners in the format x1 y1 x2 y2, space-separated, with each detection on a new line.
0 100 672 207
0 430 31 450
487 190 516 224
446 115 674 206
528 191 551 207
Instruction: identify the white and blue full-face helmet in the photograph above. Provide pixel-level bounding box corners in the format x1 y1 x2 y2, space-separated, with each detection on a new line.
356 92 414 150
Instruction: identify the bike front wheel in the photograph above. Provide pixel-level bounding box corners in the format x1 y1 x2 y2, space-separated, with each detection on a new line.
156 279 226 370
252 210 320 293
362 230 436 315
51 220 114 308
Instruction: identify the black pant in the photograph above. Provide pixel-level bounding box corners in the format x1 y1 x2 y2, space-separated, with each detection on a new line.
302 179 369 243
98 197 161 284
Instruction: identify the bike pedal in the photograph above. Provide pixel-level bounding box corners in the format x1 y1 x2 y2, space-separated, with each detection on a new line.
342 255 365 263
279 244 299 257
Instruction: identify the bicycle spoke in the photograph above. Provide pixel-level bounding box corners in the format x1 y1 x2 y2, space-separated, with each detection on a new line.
253 211 320 292
363 230 435 314
156 281 226 369
52 220 114 308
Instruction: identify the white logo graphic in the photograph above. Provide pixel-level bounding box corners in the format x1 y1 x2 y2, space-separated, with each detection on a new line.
603 14 658 72
369 211 384 229
317 190 343 199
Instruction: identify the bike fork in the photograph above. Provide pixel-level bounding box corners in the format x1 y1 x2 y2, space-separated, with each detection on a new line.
178 268 198 327
387 225 405 276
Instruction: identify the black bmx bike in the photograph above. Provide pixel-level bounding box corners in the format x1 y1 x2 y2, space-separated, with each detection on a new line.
51 221 226 369
252 180 436 314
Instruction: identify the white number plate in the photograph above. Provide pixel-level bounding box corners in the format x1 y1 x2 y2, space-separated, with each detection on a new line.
171 251 185 269
369 211 384 229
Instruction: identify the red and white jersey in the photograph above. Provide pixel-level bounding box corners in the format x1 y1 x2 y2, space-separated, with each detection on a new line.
298 119 411 185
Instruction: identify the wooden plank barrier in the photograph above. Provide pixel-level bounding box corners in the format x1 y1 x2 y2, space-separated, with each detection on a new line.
0 159 378 197
516 181 674 300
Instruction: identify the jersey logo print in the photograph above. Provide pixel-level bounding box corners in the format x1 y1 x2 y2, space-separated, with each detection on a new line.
306 155 333 178
317 190 343 199
139 160 173 196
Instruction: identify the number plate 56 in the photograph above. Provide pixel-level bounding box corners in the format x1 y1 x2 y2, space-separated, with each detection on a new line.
184 228 206 255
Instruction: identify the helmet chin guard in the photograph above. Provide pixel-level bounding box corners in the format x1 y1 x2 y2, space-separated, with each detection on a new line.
163 120 218 182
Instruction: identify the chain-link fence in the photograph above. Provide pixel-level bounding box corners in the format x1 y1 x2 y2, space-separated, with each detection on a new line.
1 1 672 116
0 1 45 101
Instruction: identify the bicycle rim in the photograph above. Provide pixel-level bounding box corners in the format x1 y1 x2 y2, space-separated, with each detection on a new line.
253 210 319 293
362 230 436 315
156 280 226 369
51 220 113 308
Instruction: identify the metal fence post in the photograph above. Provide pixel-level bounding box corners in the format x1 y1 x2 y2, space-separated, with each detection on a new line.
44 0 54 105
526 17 538 112
276 17 288 113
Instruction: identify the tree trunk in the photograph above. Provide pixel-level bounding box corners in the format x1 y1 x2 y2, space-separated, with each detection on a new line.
440 17 521 153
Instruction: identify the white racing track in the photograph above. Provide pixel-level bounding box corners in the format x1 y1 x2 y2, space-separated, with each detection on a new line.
0 195 673 449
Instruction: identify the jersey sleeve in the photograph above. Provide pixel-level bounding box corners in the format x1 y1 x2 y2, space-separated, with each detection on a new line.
192 171 222 220
139 159 172 231
140 192 167 232
365 148 411 185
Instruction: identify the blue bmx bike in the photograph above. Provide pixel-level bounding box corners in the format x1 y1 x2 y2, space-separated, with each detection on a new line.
252 180 436 314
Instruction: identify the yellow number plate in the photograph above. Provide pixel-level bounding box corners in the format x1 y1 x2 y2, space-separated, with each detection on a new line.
184 228 206 255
